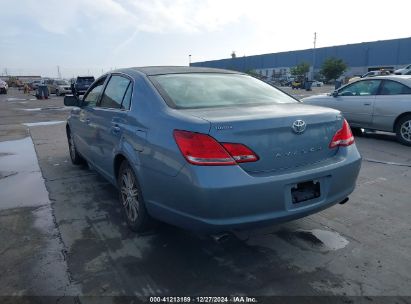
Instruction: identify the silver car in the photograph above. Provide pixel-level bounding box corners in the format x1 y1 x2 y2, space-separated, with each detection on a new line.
303 76 411 146
49 79 71 96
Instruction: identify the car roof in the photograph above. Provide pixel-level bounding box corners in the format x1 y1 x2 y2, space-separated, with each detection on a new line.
371 75 411 86
119 66 240 76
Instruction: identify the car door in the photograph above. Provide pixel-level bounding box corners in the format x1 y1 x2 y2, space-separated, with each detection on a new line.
373 80 411 131
91 74 133 178
71 76 108 161
332 79 381 127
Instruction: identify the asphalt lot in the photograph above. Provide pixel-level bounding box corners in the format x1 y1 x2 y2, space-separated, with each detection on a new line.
0 87 410 302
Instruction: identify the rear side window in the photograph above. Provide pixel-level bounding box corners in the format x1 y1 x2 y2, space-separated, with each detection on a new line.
380 80 411 95
151 73 296 109
100 75 131 109
121 83 132 110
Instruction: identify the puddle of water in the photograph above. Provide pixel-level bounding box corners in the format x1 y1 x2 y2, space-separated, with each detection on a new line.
6 97 27 101
0 137 49 210
23 121 65 127
21 108 42 111
304 229 349 250
275 228 349 252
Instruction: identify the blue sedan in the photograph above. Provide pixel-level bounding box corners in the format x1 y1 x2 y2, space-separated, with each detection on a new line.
64 67 361 232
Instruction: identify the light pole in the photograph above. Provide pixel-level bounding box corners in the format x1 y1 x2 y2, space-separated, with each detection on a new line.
189 54 192 66
312 32 317 80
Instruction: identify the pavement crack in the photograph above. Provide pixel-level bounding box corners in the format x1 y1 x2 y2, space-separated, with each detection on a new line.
363 158 411 167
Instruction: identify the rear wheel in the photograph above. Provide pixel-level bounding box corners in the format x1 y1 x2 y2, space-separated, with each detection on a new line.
67 130 84 164
118 161 153 232
395 115 411 146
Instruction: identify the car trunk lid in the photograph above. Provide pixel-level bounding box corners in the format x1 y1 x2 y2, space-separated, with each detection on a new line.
182 103 342 173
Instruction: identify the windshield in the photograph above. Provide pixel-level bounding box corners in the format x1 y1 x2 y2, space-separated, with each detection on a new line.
152 73 297 109
77 77 94 84
56 80 68 85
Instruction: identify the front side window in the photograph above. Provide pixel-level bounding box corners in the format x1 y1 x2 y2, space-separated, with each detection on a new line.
100 75 131 109
151 73 297 109
380 80 411 95
83 77 106 107
339 80 381 96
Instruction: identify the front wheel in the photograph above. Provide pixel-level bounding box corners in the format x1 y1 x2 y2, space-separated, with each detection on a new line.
118 161 153 232
56 90 60 96
395 115 411 146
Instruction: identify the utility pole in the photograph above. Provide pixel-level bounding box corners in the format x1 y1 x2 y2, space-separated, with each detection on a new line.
312 32 317 80
57 65 61 79
189 54 192 66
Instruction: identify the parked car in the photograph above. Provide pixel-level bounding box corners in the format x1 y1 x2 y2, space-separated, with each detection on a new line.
361 71 383 78
71 76 95 96
29 80 42 90
302 75 411 146
0 79 8 94
394 64 411 75
48 79 71 96
64 67 361 233
311 81 324 87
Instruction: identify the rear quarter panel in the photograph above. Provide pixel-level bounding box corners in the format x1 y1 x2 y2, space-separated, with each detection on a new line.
372 95 411 131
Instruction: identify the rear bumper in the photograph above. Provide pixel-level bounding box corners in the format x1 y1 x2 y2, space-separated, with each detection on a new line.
144 145 362 232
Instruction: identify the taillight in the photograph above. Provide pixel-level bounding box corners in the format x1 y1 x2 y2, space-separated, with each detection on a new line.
329 119 355 149
221 143 259 163
173 130 258 166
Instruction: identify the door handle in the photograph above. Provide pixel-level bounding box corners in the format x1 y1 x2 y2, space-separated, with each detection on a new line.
363 102 371 106
85 118 91 124
112 124 121 134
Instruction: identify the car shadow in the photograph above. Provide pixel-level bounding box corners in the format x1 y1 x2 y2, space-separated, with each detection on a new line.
360 130 398 143
63 172 348 297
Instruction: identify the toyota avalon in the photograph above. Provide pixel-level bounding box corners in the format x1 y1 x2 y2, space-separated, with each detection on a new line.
64 67 361 232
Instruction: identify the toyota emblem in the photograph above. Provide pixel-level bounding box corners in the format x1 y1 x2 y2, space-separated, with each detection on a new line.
292 120 306 134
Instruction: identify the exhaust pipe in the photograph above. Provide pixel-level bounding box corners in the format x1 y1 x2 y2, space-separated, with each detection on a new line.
339 197 349 205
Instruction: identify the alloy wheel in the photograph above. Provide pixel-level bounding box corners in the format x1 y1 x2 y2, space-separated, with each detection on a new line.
120 168 140 222
68 133 76 160
400 120 411 142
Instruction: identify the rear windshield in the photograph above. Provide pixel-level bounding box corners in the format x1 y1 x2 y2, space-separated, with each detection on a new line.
56 80 68 85
151 73 297 109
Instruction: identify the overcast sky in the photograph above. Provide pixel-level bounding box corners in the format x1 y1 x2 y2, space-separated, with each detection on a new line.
1 0 410 78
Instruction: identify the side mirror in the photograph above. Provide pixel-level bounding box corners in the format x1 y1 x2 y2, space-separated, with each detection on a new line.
64 95 80 107
332 90 339 97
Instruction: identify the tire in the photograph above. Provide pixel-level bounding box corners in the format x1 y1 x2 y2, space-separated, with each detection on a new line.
351 127 363 137
117 160 153 232
395 115 411 146
56 90 60 96
67 129 85 164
